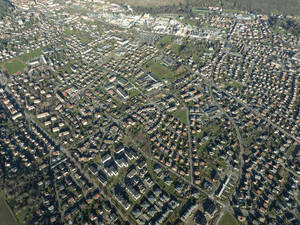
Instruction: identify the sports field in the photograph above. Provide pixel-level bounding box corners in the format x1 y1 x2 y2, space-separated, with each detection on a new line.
4 60 25 75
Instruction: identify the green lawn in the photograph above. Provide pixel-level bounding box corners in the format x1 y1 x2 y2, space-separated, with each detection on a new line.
19 49 42 62
144 60 175 81
218 212 239 225
173 108 188 125
64 28 75 36
129 89 140 98
77 31 91 44
225 81 243 92
4 60 25 75
177 15 197 26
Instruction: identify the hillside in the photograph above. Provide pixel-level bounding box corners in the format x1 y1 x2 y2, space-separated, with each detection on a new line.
0 0 13 19
113 0 300 16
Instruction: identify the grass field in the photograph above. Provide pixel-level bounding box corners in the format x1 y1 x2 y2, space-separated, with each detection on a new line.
174 107 188 125
192 7 210 14
129 89 140 98
64 28 91 44
144 60 175 81
218 212 239 225
4 60 26 75
0 193 17 225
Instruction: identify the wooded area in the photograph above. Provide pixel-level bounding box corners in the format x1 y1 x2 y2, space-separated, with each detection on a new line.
113 0 300 16
0 0 13 19
268 16 300 36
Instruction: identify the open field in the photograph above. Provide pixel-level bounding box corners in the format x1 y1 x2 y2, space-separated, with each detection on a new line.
0 193 17 225
218 212 239 225
156 35 175 48
64 29 91 44
19 49 42 62
174 107 188 125
4 60 26 75
144 60 175 81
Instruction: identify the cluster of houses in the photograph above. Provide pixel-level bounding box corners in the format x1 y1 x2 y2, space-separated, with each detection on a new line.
1 0 299 224
231 134 298 224
150 113 190 177
180 198 216 224
53 158 107 224
201 15 300 138
0 108 51 169
113 160 181 225
102 43 157 79
211 87 300 223
0 94 124 224
0 87 23 120
0 98 63 224
82 138 198 224
0 9 62 63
